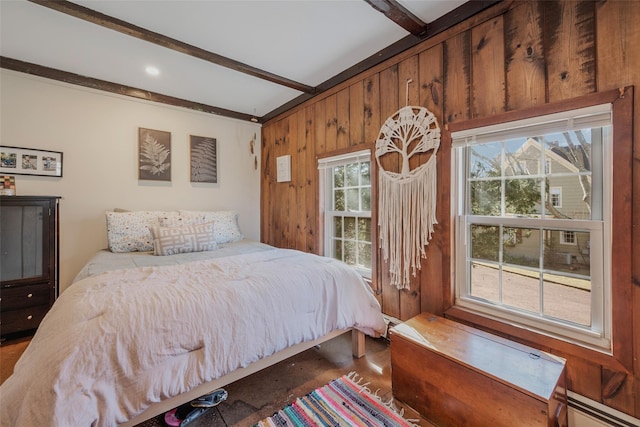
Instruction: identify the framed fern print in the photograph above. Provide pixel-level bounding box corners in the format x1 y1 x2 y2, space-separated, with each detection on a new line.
138 128 171 181
190 135 217 183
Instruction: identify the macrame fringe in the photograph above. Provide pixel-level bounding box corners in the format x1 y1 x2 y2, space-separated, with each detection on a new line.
346 371 420 426
378 155 438 290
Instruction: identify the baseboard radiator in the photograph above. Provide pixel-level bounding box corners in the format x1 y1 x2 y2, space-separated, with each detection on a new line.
382 316 639 426
567 392 640 427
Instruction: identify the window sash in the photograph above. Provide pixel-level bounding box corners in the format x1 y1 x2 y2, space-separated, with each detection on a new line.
317 149 370 169
452 108 612 352
451 104 611 148
456 214 608 350
320 151 372 278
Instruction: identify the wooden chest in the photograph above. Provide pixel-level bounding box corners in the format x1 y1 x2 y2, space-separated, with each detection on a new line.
390 313 567 427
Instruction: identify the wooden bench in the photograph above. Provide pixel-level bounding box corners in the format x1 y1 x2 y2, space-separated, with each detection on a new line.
390 313 568 427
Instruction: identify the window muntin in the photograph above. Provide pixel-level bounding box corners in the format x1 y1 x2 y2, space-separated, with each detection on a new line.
453 104 612 351
319 150 372 277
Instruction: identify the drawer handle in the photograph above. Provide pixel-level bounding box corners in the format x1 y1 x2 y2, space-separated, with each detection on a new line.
27 315 33 320
27 293 33 298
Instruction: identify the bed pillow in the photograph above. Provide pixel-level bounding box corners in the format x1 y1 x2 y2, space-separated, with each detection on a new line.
150 222 218 256
178 210 243 243
106 210 179 253
159 215 202 228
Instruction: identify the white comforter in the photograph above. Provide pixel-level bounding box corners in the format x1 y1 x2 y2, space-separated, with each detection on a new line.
0 246 385 427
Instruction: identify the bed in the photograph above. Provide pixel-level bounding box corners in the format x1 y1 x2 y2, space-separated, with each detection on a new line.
0 210 386 427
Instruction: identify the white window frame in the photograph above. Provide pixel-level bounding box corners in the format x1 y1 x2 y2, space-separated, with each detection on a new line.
452 104 613 352
318 149 372 278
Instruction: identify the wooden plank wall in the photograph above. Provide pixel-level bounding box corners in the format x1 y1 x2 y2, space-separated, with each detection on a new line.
261 0 640 418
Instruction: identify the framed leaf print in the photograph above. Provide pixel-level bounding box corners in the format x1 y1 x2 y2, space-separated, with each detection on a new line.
190 135 217 183
138 128 171 181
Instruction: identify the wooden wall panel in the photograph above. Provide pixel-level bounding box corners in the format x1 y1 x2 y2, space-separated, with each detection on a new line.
336 88 350 150
281 116 293 247
304 105 318 254
363 74 381 300
363 74 381 147
443 31 470 124
271 118 286 246
314 97 327 157
418 43 449 314
260 0 640 418
418 44 446 315
260 124 273 243
397 56 421 320
293 109 305 252
349 81 364 147
378 65 401 319
324 93 338 153
471 16 506 117
419 44 444 116
564 355 602 403
543 0 596 101
504 0 545 110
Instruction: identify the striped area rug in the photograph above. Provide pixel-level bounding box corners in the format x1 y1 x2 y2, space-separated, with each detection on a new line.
254 372 418 427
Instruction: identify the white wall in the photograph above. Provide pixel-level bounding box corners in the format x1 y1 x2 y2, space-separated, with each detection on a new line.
1 69 261 292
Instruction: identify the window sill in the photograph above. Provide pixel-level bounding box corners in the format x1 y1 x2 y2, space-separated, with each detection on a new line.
444 306 630 374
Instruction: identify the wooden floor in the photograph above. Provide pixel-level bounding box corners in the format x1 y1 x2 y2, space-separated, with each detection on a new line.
1 332 433 427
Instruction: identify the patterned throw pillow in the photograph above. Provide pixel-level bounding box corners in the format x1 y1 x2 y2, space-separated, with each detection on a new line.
178 210 243 244
106 211 180 253
149 222 218 256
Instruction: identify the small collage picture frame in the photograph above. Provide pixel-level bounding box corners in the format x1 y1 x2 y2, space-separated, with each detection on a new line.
0 146 63 177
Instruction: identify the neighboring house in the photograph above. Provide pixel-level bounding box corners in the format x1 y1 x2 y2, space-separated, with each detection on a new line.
504 135 593 273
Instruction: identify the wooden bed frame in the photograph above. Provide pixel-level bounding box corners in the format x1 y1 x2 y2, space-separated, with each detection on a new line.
122 328 366 426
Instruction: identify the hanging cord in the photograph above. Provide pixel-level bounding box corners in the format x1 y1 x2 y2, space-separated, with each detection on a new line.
405 79 413 107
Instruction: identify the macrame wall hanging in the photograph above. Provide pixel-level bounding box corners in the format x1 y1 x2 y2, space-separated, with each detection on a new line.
375 80 441 290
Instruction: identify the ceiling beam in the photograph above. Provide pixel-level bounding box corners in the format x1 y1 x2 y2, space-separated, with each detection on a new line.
364 0 428 37
9 0 502 123
263 0 502 122
0 56 258 123
27 0 317 95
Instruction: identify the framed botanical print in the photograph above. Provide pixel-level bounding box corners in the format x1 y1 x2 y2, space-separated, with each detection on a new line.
138 128 171 181
190 135 217 183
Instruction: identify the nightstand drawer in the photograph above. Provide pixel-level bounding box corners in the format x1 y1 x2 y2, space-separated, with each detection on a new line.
1 284 50 311
0 305 49 335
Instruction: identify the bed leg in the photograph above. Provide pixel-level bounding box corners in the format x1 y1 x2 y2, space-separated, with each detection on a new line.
351 330 365 358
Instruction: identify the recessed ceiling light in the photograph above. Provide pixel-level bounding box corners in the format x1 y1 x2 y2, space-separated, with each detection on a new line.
145 66 160 76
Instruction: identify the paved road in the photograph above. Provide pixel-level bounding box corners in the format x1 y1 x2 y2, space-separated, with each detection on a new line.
471 263 590 326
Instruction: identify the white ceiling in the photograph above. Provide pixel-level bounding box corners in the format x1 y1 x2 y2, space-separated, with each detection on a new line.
1 0 469 122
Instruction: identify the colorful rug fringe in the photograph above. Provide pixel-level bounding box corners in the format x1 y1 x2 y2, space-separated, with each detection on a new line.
254 372 418 427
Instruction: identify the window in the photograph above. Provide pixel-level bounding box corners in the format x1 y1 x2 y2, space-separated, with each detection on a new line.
550 187 562 208
560 230 576 245
452 104 612 351
318 150 372 278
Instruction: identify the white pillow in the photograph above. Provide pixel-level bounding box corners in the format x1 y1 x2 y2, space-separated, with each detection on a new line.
179 210 243 243
150 222 218 256
106 210 179 253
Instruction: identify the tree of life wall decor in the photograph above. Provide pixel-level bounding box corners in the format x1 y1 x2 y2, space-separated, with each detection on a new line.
138 128 171 181
375 104 441 290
